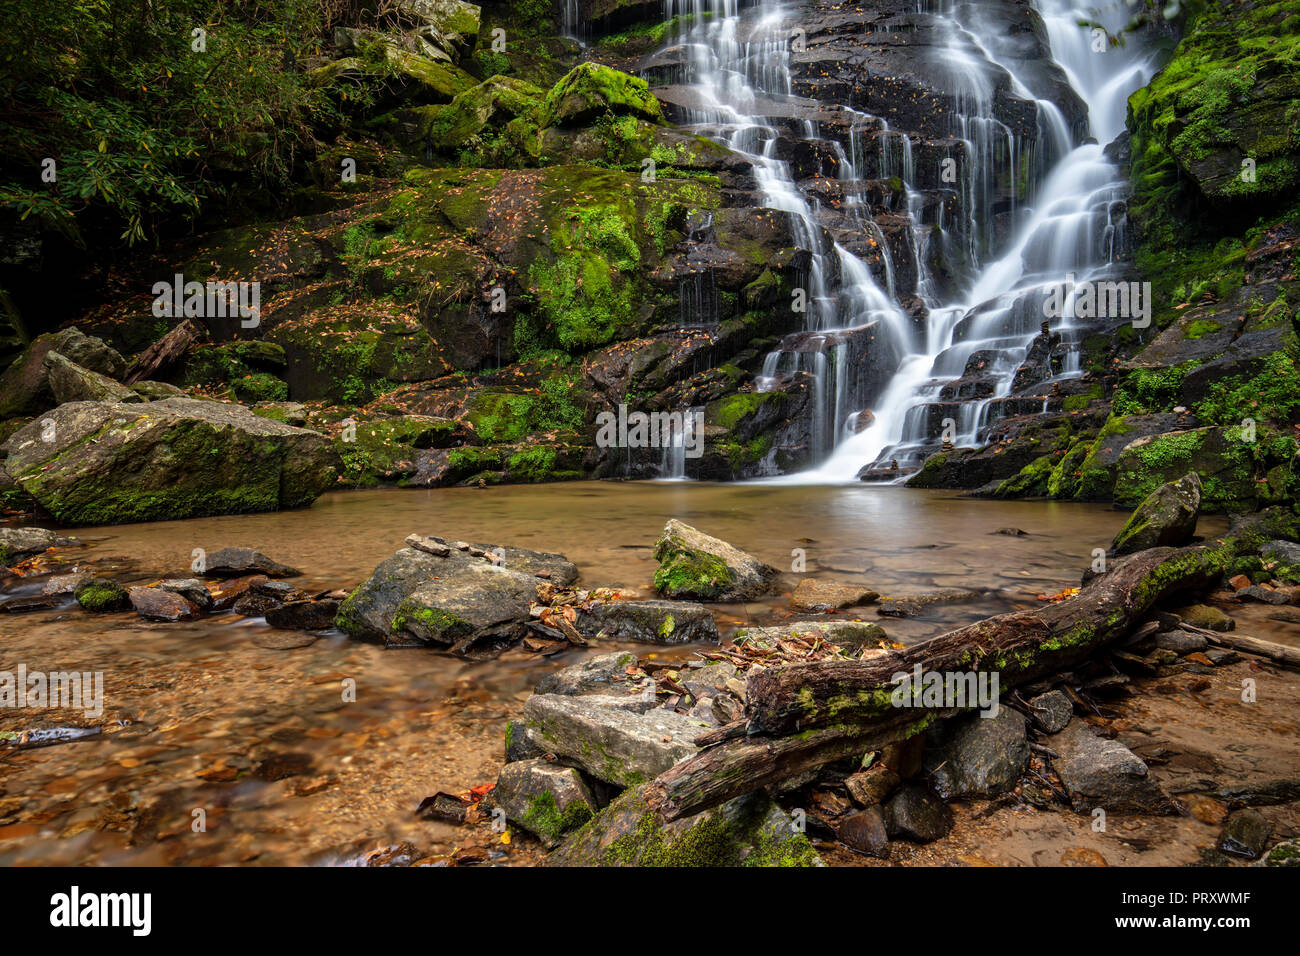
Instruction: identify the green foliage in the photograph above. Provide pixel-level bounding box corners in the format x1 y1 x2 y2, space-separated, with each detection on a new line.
1 0 350 245
1113 362 1198 415
1194 347 1300 425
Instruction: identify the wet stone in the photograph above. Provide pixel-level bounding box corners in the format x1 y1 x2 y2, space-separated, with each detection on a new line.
1218 809 1271 860
883 784 953 843
1155 630 1208 654
845 765 901 807
1028 690 1073 733
201 547 301 579
128 587 200 622
158 578 214 612
924 708 1029 799
838 806 890 858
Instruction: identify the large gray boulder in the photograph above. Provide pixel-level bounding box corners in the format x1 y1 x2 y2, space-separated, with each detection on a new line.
2 398 337 524
335 537 576 655
521 693 707 787
1111 472 1201 555
652 519 778 601
549 783 821 867
1049 721 1178 814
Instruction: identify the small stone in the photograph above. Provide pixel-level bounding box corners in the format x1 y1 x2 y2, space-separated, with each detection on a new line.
992 527 1027 536
838 807 890 858
1181 794 1228 825
252 633 318 650
41 572 91 596
883 784 953 843
1028 689 1072 733
158 578 214 612
535 652 639 696
1238 585 1289 605
1218 809 1271 859
404 533 450 557
877 600 923 618
1205 648 1240 666
1228 574 1253 591
1060 847 1107 867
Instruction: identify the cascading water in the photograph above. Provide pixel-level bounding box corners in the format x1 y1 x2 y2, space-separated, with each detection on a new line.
655 0 1159 482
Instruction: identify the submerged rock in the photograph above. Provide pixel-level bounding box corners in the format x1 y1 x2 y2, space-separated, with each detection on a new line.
0 527 79 564
491 759 597 847
733 619 887 650
652 519 777 602
575 599 719 645
1049 721 1177 815
521 693 706 788
924 709 1029 799
2 398 337 524
789 579 880 610
549 783 821 867
1111 472 1201 555
1219 809 1271 860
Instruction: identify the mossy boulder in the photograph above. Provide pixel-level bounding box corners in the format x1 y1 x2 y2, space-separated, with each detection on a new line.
1 397 338 525
0 328 126 418
1111 472 1202 555
540 62 664 129
44 352 139 405
652 518 777 602
490 758 597 847
415 75 545 167
1112 425 1297 513
74 577 129 612
336 415 463 487
549 783 821 867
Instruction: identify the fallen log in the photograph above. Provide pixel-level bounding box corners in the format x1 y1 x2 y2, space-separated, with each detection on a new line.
646 538 1251 822
1180 623 1300 670
123 319 205 384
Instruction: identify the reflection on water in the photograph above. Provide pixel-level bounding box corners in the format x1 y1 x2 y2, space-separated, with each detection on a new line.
0 483 1220 864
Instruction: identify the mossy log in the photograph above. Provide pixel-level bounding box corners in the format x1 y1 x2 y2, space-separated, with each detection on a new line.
647 527 1284 822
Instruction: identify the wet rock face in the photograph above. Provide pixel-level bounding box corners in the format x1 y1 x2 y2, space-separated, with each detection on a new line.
652 519 777 602
1 398 338 525
924 709 1029 800
549 783 821 867
1049 721 1177 815
534 651 640 697
575 599 719 645
1111 471 1201 555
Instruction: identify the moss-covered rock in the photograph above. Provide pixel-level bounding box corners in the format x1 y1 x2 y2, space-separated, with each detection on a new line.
74 577 129 612
549 783 821 867
540 62 664 129
2 397 338 525
652 518 777 601
1112 471 1202 555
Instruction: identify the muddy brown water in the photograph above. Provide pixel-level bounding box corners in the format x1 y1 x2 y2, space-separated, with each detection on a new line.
0 481 1258 865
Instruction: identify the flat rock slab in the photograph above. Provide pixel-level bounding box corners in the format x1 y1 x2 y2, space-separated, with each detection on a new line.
575 599 718 645
491 758 597 847
789 579 879 610
733 620 887 649
252 633 319 650
652 518 777 602
1050 721 1177 815
128 587 200 622
0 527 80 564
549 783 821 867
522 693 708 788
535 651 639 696
924 708 1029 799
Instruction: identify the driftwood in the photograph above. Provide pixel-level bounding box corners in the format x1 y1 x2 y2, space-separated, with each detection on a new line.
1179 623 1300 669
646 542 1234 822
123 319 205 384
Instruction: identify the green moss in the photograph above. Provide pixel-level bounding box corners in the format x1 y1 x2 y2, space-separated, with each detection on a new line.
1193 343 1300 425
653 548 733 599
520 789 593 844
74 579 128 612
